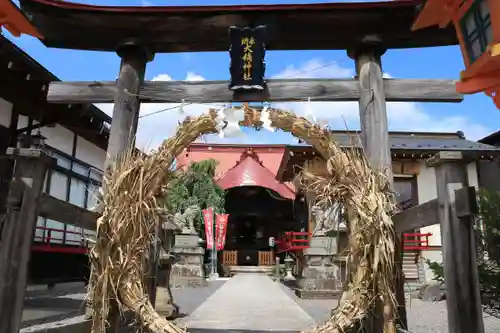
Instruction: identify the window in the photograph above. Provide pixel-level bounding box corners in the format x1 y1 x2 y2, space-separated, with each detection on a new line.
45 219 65 244
65 225 83 246
394 178 415 210
72 163 89 177
35 146 104 246
461 0 493 63
69 178 87 208
54 153 71 169
49 171 68 201
86 183 100 210
35 217 46 242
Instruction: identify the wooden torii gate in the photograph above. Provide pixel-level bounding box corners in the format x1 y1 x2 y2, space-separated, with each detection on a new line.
1 0 485 332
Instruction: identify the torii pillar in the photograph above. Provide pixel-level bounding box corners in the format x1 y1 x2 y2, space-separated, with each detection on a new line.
348 45 407 331
91 40 154 333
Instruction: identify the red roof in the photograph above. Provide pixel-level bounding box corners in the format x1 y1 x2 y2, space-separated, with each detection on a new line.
217 149 295 200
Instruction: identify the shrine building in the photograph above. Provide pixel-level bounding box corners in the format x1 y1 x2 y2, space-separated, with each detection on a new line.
177 131 500 287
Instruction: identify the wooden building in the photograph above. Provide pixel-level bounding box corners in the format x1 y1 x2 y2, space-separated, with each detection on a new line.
0 35 109 283
180 131 500 286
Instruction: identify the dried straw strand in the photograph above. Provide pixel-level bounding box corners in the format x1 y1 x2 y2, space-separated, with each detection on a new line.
89 109 398 333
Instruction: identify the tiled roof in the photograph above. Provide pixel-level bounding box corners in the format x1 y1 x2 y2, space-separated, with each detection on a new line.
315 131 500 152
217 151 295 199
479 130 500 146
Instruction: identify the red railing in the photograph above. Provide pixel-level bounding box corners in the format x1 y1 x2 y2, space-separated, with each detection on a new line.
32 226 93 254
403 232 432 251
275 231 311 253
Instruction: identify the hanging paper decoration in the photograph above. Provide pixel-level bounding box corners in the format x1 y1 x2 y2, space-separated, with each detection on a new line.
228 26 267 91
219 107 245 138
260 106 276 132
304 97 317 123
177 99 186 114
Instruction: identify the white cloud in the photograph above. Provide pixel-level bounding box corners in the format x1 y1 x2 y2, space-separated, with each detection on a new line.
96 72 237 151
272 59 354 79
185 72 205 81
96 59 490 150
271 59 490 141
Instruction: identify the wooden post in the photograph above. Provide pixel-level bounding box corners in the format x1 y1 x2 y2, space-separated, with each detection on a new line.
93 40 153 332
431 151 485 333
348 46 407 331
105 40 153 168
0 148 54 333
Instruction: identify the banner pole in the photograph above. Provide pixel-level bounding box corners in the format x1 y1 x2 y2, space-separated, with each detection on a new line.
211 209 218 278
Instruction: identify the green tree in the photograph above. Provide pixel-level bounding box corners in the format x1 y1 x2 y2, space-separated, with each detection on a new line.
426 188 500 316
164 159 225 233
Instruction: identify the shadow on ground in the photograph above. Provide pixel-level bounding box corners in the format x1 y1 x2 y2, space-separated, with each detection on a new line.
188 327 300 333
22 293 86 328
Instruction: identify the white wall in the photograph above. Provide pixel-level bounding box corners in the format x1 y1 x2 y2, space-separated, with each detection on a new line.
418 160 479 282
17 115 75 155
0 98 12 127
75 136 106 170
15 115 106 244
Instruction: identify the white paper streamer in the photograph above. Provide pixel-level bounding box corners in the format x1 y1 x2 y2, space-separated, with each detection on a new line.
304 97 317 123
260 106 276 132
218 107 245 138
178 99 186 114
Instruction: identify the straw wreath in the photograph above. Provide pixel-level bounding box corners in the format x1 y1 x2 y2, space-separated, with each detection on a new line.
88 108 398 333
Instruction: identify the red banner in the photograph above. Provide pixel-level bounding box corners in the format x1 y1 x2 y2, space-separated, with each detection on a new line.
203 208 214 249
215 213 229 251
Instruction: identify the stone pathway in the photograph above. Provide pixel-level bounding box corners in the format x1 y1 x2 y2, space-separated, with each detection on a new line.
181 274 316 331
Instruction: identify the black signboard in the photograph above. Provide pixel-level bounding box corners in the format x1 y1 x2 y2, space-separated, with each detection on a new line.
228 25 266 91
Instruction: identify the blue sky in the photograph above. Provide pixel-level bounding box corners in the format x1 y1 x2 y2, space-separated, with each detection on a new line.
6 0 500 149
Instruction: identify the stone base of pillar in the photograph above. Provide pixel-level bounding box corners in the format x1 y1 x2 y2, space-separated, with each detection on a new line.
170 233 207 288
295 235 342 299
155 286 179 318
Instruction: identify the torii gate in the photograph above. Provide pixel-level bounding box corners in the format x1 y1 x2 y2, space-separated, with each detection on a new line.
4 0 466 332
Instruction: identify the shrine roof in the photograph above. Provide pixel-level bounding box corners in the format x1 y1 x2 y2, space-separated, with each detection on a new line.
217 149 295 200
18 0 457 52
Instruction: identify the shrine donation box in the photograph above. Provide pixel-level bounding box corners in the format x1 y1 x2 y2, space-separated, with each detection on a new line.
412 0 500 107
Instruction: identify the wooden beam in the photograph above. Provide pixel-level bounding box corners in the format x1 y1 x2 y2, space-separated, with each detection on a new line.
39 194 99 230
393 199 439 233
46 78 463 104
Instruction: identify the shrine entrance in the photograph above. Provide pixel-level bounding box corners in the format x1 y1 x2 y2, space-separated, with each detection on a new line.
222 186 307 268
6 0 467 332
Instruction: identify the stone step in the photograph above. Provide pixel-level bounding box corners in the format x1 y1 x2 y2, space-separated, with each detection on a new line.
182 273 316 331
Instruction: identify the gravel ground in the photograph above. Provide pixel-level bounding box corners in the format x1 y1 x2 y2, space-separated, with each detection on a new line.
279 282 500 333
406 298 500 333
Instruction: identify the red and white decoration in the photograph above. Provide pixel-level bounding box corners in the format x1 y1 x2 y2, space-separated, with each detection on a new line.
215 213 229 251
203 208 214 249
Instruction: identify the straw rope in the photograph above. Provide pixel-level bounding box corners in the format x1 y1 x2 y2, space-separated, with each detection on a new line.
88 108 398 333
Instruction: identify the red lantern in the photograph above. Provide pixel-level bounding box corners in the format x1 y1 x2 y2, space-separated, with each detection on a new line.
412 0 500 108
